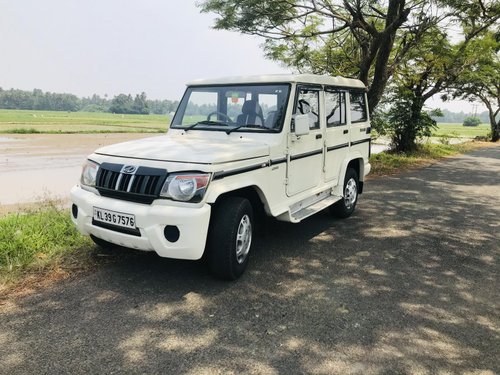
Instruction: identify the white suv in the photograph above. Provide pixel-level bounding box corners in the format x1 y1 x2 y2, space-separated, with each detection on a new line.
71 74 371 279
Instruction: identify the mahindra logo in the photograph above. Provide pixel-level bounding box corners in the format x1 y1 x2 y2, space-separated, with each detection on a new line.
121 165 138 174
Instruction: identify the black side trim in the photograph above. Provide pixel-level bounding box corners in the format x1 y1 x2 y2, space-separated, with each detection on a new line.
290 149 323 161
327 143 350 152
270 157 287 165
351 138 371 146
92 220 142 237
213 162 268 180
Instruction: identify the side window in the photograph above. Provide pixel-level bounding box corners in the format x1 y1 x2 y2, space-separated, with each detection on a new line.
325 90 346 127
350 92 368 123
294 88 320 130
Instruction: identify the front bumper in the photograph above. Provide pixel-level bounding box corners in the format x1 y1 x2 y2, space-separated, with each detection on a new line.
70 186 211 260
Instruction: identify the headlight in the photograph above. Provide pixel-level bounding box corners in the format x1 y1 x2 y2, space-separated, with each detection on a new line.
160 173 210 202
80 160 99 187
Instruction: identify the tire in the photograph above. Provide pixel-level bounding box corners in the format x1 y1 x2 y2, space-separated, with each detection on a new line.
207 197 254 280
330 168 359 218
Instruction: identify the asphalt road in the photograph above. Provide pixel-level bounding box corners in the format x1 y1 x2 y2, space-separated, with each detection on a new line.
1 146 499 375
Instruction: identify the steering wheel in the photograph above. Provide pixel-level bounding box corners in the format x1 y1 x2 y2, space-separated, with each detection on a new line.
207 111 233 124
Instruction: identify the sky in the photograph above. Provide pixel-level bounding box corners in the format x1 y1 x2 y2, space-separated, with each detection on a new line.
0 0 485 114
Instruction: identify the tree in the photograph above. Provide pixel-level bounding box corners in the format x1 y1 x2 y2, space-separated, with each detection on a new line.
451 32 500 141
463 116 481 127
199 0 442 112
375 0 499 150
109 94 134 114
200 0 500 151
132 92 150 115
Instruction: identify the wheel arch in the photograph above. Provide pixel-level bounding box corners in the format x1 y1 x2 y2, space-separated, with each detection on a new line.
208 183 269 217
338 155 365 195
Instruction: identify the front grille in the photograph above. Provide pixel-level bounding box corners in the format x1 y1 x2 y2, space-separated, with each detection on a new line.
96 162 167 204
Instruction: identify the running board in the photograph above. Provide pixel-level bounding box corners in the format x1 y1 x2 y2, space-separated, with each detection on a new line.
290 191 342 222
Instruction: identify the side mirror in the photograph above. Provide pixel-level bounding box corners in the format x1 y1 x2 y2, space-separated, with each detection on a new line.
294 114 310 136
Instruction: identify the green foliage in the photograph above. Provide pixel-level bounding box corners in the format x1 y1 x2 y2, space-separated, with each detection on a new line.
0 205 90 277
109 92 150 115
200 0 440 112
463 116 481 127
451 32 500 141
377 89 438 152
0 88 80 111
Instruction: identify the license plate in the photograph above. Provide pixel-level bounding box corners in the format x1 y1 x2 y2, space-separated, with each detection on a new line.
93 207 136 229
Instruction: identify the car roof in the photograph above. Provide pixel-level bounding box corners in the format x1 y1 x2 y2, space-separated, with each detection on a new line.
187 74 366 89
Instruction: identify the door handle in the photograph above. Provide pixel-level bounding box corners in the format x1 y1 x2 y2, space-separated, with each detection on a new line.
343 129 349 134
316 134 322 139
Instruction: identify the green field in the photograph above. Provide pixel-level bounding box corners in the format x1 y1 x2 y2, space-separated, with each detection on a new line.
0 109 170 133
433 123 490 138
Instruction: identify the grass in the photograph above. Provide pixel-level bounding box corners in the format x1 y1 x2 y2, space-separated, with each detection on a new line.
0 203 92 288
433 123 490 138
0 109 170 133
369 141 484 176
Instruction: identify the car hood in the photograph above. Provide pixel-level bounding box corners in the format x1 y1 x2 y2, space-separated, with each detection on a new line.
95 135 270 164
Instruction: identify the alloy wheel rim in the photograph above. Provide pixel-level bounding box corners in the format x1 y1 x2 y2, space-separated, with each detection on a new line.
235 214 252 264
344 178 357 209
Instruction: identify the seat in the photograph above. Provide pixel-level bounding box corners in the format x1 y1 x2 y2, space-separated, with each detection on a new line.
264 111 277 128
236 100 264 126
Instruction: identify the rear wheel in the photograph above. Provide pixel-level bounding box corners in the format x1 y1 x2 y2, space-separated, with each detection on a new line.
207 197 253 280
330 168 359 218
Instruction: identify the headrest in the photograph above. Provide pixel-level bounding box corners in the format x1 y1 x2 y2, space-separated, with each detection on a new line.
242 100 262 115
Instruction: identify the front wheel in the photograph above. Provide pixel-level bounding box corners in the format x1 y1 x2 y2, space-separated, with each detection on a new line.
207 197 254 280
330 168 359 218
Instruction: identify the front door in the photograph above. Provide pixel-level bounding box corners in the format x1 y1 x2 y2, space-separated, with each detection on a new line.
287 86 324 196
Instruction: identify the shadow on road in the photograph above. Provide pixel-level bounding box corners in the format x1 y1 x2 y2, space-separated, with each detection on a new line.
1 147 499 374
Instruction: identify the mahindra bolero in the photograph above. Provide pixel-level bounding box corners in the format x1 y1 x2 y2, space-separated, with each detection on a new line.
71 74 371 279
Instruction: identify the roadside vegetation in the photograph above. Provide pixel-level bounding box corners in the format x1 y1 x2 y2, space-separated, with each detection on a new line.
369 141 486 176
0 203 91 290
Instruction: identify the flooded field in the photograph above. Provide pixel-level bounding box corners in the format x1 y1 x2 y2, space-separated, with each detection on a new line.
0 134 155 207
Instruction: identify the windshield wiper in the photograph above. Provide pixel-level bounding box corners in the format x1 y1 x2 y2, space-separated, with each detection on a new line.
184 120 228 132
226 124 268 135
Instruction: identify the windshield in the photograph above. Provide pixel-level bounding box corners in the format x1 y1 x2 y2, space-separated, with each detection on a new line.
171 84 290 133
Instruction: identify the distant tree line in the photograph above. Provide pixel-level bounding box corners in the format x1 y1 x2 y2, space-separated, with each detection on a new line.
0 87 178 115
431 109 490 124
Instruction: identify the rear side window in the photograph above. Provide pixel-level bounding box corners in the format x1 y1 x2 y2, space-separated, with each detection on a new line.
325 91 346 127
350 92 367 123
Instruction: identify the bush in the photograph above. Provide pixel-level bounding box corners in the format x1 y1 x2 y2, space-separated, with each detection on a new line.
463 116 481 127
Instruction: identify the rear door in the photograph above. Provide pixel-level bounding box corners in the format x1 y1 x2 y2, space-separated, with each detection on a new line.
348 91 371 161
324 88 349 185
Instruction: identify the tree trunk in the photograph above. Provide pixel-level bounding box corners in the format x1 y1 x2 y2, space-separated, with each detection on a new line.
393 96 424 153
491 118 500 142
486 105 499 142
